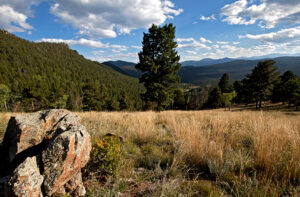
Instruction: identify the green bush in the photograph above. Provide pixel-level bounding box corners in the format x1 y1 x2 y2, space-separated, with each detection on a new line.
84 135 121 180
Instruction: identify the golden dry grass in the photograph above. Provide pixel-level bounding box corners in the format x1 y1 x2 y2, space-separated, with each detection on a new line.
77 110 300 195
1 110 299 195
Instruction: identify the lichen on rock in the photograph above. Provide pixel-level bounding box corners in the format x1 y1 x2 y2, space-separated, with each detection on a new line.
0 109 91 197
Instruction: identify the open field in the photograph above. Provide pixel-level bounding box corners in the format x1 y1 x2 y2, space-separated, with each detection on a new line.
1 110 300 196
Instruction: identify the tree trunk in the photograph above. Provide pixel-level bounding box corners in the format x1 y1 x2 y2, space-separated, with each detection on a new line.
259 97 262 110
4 101 7 111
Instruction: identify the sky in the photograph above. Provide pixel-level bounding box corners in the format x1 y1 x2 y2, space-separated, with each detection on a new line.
1 0 300 63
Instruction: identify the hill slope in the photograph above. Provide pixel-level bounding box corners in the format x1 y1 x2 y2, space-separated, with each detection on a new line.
105 57 300 86
0 30 143 111
103 60 136 67
179 57 300 86
181 58 235 67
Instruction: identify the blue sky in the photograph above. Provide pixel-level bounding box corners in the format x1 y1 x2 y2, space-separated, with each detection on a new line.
1 0 300 62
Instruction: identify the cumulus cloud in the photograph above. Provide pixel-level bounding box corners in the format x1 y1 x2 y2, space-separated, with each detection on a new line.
217 41 229 45
38 38 109 48
90 52 138 63
239 26 300 43
92 50 105 55
177 38 195 42
0 5 33 32
131 45 142 50
177 37 211 50
37 38 131 53
186 50 197 55
220 0 300 28
50 0 183 38
200 14 216 21
0 0 182 37
200 37 212 44
0 0 43 32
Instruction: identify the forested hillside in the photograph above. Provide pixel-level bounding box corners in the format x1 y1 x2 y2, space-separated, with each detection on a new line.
0 30 143 111
179 57 300 86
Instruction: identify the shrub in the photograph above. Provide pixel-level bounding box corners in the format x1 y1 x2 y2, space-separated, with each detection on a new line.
84 135 121 180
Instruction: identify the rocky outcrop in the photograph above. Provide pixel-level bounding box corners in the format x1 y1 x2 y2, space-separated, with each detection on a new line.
0 109 91 197
5 156 44 197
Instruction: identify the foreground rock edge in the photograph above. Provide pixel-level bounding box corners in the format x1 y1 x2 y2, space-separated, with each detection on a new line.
0 109 92 197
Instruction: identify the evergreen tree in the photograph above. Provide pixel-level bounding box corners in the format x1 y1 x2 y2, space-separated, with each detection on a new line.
233 80 243 103
206 86 222 109
285 78 300 110
272 71 298 104
246 60 279 110
135 23 181 111
173 89 186 110
218 73 232 93
119 91 132 110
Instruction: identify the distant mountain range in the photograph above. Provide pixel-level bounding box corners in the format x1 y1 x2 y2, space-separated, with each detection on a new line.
181 58 235 67
179 57 300 86
103 56 300 86
180 54 300 67
103 60 136 67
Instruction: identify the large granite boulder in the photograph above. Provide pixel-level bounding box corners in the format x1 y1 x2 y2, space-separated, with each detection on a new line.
0 109 91 197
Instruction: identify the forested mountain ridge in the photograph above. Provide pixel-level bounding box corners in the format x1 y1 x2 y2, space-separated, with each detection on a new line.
179 57 300 86
105 57 300 86
103 60 136 67
181 58 235 67
0 30 143 111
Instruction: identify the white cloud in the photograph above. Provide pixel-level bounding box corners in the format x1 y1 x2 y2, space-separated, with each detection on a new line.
239 26 300 43
0 5 33 32
221 0 300 28
178 41 211 50
0 0 44 32
90 52 138 63
217 41 229 45
177 37 211 50
50 0 183 38
200 14 216 21
233 41 240 45
38 38 109 48
92 50 105 55
131 45 142 50
186 50 197 55
38 38 131 54
111 45 128 51
200 37 212 44
177 38 195 42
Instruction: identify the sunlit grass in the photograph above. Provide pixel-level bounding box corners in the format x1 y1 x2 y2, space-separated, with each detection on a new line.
1 110 299 196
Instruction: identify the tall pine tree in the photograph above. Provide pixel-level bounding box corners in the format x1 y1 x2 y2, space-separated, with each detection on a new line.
136 24 181 111
218 73 232 93
246 60 279 110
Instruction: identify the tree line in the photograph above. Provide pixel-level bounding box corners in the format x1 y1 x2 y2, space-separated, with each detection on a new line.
170 61 300 111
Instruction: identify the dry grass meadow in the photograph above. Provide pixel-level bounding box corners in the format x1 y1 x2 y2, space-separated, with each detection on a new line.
1 110 300 196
